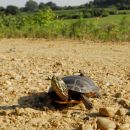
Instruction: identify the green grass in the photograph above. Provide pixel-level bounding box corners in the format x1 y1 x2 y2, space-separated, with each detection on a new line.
55 9 84 15
87 14 130 24
65 14 130 25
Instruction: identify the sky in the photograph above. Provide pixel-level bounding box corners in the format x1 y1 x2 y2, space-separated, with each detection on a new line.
0 0 91 7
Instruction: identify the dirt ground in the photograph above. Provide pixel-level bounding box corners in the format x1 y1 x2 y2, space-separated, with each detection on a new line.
0 39 130 130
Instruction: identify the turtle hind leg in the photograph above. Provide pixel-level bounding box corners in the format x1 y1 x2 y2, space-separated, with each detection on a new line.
80 94 93 110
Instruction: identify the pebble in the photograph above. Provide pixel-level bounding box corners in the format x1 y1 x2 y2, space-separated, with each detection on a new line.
127 110 130 116
119 124 130 130
115 108 127 116
127 72 130 78
97 118 116 130
79 124 93 130
6 81 12 86
0 118 3 124
71 112 81 118
0 110 13 115
114 92 122 98
105 82 113 87
15 108 25 115
118 99 129 108
99 107 116 117
24 108 39 114
29 118 42 127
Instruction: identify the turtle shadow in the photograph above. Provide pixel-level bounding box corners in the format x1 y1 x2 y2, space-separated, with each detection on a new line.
0 92 53 112
18 92 69 111
18 92 53 110
0 92 72 113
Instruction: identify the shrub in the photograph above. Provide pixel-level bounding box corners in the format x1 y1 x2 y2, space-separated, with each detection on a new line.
109 10 117 15
101 10 109 17
5 5 19 15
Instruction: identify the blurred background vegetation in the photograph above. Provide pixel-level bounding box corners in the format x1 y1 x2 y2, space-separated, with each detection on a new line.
0 0 130 41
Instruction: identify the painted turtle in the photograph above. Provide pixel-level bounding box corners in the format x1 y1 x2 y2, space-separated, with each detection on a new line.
49 71 100 109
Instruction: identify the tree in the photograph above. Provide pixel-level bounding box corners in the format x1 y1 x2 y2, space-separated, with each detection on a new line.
93 0 130 8
25 0 38 12
39 2 46 10
0 6 5 12
45 2 58 10
5 5 19 15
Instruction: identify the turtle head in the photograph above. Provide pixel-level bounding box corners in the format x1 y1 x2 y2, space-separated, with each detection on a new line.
51 75 68 101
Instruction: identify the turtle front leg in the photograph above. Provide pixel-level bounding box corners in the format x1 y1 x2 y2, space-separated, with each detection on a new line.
80 94 93 110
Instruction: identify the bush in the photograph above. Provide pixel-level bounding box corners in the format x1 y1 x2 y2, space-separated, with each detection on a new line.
5 5 19 15
109 10 117 15
84 12 92 18
93 8 103 17
101 10 109 17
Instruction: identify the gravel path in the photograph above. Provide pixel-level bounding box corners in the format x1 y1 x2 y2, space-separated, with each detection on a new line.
0 39 130 130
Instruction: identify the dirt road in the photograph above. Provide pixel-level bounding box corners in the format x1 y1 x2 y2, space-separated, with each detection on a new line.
0 39 130 130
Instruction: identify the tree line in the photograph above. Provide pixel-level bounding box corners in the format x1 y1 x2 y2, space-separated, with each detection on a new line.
0 0 60 15
93 0 130 9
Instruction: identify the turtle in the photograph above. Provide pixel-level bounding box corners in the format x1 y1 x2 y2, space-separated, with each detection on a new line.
47 71 100 110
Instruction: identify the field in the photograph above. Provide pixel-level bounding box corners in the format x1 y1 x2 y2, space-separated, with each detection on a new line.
0 39 130 130
0 9 130 41
83 14 130 25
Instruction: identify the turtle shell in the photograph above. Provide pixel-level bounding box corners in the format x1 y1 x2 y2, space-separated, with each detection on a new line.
62 75 99 94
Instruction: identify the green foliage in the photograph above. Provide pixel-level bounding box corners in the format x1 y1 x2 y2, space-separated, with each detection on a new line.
0 9 130 42
25 0 39 12
0 7 5 12
101 9 109 17
39 2 46 10
34 8 56 26
5 5 19 15
93 0 130 8
46 2 58 10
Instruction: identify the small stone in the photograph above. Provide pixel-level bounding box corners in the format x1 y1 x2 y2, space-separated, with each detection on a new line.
119 124 130 130
53 61 63 67
99 107 116 117
105 82 113 87
25 108 39 114
115 108 127 116
127 72 130 78
97 118 116 130
56 61 62 66
71 112 81 118
0 118 3 124
8 86 14 92
127 110 130 116
115 93 122 98
82 116 91 121
15 108 25 115
118 99 129 108
0 110 13 115
15 75 21 80
6 81 12 85
46 75 52 80
79 124 93 130
29 118 42 127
